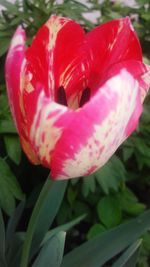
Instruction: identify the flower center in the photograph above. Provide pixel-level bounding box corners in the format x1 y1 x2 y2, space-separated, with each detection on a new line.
79 87 91 107
57 86 67 106
57 86 91 108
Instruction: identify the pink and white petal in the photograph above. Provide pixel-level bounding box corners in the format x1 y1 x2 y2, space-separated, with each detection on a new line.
123 63 150 136
5 26 39 164
99 60 150 138
50 61 150 180
5 26 26 130
29 92 75 167
101 60 150 101
86 17 142 89
100 60 150 136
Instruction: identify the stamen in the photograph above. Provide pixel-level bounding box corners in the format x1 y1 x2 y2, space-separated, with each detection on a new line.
57 86 68 106
79 87 91 107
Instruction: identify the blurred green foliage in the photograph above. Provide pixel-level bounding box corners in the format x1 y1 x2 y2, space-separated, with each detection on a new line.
0 0 150 266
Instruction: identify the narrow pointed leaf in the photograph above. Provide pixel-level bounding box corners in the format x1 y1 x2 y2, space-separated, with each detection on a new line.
41 214 86 246
6 201 25 248
32 231 66 267
0 210 6 267
20 179 67 267
7 232 25 267
61 209 150 267
112 239 142 267
0 158 24 215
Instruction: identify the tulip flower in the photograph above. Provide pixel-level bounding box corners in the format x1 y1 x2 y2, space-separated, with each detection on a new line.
5 16 150 179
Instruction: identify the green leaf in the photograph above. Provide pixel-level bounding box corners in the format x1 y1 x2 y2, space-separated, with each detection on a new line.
0 120 16 134
133 137 150 158
4 135 21 164
87 224 106 240
0 0 19 13
20 179 67 267
123 203 146 216
6 232 25 267
0 91 10 118
120 188 138 203
32 232 66 267
61 209 150 267
6 201 25 248
67 186 77 207
41 214 86 246
122 146 134 161
97 195 122 228
142 232 150 251
0 38 10 57
0 209 6 267
0 158 24 215
56 201 70 225
95 155 125 194
73 201 91 222
112 239 142 267
82 175 96 197
119 188 146 215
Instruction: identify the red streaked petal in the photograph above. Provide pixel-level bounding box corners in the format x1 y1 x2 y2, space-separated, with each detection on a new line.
50 61 149 180
23 15 92 112
22 16 73 128
86 17 142 89
25 22 50 97
50 17 92 108
5 26 39 164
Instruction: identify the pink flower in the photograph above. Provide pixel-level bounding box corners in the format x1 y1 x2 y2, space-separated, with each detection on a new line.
5 16 150 179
